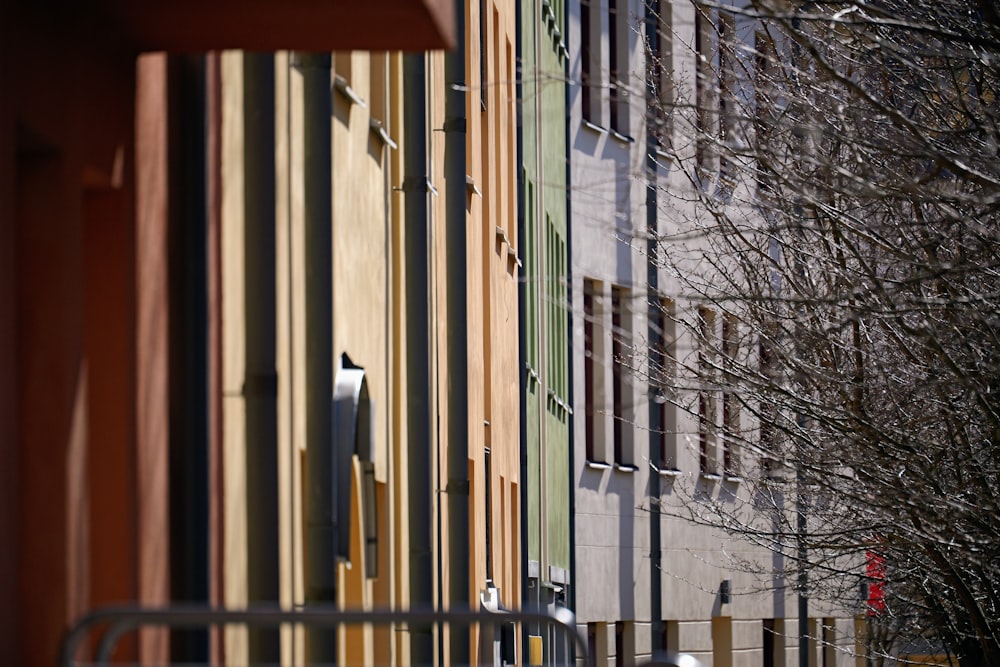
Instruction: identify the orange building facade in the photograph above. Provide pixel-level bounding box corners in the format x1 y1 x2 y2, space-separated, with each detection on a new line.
0 2 453 665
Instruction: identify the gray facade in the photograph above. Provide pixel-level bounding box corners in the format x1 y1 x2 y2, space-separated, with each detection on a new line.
567 1 858 665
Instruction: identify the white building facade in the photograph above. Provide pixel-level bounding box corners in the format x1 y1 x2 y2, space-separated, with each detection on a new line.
567 1 860 665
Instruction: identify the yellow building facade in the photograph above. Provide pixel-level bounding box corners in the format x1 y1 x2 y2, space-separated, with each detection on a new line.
215 0 523 659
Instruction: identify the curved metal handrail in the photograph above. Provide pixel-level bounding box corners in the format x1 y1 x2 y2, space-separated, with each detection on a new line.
60 604 587 667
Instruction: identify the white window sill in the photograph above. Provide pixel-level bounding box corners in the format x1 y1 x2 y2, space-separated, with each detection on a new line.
614 463 638 473
581 119 607 136
699 472 722 482
609 128 634 144
586 460 613 471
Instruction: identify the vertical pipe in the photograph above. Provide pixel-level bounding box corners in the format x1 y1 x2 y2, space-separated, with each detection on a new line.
445 0 471 664
205 50 226 667
643 2 663 659
168 53 210 663
300 52 337 665
403 51 435 667
563 0 578 624
243 51 281 664
514 0 531 661
798 467 809 667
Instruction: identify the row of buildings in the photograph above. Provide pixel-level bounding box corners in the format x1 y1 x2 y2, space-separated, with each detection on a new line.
1 0 865 665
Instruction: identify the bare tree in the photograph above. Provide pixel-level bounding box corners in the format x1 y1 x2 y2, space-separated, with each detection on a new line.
640 0 1000 664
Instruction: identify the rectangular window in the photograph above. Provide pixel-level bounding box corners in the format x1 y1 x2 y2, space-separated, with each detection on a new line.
581 0 597 122
612 287 633 467
614 622 633 667
545 219 567 403
588 623 608 667
661 620 679 655
722 313 740 477
484 447 493 580
822 619 837 667
718 9 736 186
609 0 625 133
334 50 354 85
368 52 397 150
369 52 387 125
650 0 674 149
762 619 776 667
694 6 717 182
584 279 606 463
615 622 624 667
480 0 488 110
711 617 732 667
650 297 678 470
526 181 537 369
697 306 718 475
759 332 778 478
754 29 778 196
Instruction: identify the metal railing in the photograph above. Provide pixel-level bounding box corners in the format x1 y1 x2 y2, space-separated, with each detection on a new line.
60 605 588 667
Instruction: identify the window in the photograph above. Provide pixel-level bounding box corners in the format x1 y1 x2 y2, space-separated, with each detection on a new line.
754 29 778 196
587 623 607 666
661 620 679 656
822 618 837 667
485 447 493 580
694 5 718 182
480 0 488 110
762 619 778 667
368 52 397 149
697 306 718 475
722 313 740 477
609 0 629 135
526 181 537 369
758 331 779 478
614 622 633 667
711 617 732 667
717 9 736 187
580 0 600 123
334 50 353 86
649 0 674 150
584 279 607 463
546 219 568 405
332 51 365 108
612 286 633 467
650 296 678 470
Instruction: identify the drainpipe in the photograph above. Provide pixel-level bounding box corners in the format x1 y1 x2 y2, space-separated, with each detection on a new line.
300 52 337 664
643 1 664 658
403 51 435 667
444 0 471 665
514 0 530 657
169 54 210 664
564 4 578 623
243 52 281 665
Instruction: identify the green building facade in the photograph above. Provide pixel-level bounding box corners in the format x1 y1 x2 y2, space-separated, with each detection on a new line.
520 0 572 636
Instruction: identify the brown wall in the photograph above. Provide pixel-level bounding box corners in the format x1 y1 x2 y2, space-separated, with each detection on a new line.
2 14 147 665
0 3 452 663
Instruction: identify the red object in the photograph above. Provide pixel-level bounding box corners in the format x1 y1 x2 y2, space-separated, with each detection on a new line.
866 550 887 615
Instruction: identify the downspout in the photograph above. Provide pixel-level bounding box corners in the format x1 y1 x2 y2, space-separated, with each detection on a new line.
300 52 337 664
643 2 664 658
514 0 530 654
564 5 578 622
242 52 281 665
445 1 471 666
403 51 435 667
169 54 210 664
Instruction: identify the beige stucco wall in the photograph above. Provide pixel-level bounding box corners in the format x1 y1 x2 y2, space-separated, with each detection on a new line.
221 48 405 666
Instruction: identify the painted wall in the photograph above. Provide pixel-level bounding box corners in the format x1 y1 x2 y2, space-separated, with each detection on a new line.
521 0 573 627
567 1 858 666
